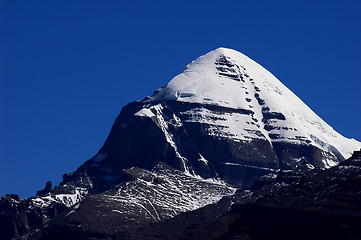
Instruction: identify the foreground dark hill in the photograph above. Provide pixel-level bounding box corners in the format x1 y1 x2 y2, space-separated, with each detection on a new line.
21 150 361 239
145 149 361 240
1 48 360 239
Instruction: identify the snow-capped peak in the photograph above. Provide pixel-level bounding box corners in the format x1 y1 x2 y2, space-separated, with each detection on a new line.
147 47 361 162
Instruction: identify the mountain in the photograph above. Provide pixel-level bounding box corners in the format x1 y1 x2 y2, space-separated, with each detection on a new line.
76 47 361 190
1 47 360 239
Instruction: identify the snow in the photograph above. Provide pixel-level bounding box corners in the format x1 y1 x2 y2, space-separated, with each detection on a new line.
112 209 123 214
99 165 236 224
144 47 361 163
31 187 88 209
151 104 192 175
65 210 75 217
135 108 155 118
322 158 338 168
198 154 208 164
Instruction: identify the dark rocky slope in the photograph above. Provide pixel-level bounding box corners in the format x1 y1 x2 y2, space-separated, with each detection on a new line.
20 164 235 240
134 149 361 240
19 150 361 240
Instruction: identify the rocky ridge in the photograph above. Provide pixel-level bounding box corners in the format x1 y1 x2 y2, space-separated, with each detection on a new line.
21 150 361 239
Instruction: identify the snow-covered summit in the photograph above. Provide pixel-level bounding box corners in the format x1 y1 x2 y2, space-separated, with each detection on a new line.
146 47 361 163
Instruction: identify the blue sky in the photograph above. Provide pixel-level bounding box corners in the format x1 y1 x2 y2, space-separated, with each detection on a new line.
1 0 360 198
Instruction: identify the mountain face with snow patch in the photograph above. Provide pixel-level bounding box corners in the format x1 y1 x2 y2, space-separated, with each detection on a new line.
77 47 361 191
1 48 361 239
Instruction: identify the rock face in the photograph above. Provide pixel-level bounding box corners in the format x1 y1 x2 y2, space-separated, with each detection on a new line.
1 48 361 239
36 181 52 197
0 172 93 239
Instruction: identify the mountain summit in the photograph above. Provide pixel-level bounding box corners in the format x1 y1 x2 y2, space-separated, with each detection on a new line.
152 47 359 160
2 48 361 239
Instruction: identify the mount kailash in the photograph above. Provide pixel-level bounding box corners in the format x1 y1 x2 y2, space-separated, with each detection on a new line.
1 48 361 240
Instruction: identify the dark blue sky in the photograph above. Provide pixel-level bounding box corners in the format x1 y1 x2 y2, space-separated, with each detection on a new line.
1 0 360 198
